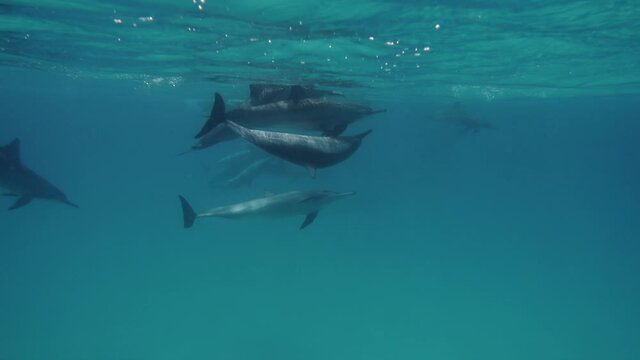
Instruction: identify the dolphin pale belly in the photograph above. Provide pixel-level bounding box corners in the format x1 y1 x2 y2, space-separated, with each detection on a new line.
0 139 78 210
226 121 372 178
179 190 354 230
185 92 384 153
226 96 384 135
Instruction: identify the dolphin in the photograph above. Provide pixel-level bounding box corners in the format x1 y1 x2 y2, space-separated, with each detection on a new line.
443 102 496 133
178 190 355 230
187 92 384 152
226 121 372 178
249 84 343 106
0 139 78 210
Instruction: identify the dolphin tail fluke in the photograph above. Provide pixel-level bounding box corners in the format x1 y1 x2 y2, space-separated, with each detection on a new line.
8 195 33 210
195 92 225 139
300 210 319 230
179 195 197 229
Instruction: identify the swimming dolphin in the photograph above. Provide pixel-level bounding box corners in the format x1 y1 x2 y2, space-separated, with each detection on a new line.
0 139 78 210
179 190 355 230
226 121 372 178
189 92 384 151
443 102 496 133
249 84 343 106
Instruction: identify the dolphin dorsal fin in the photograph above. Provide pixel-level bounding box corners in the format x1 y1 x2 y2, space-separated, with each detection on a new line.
195 93 225 139
289 85 305 103
249 84 265 102
1 138 21 164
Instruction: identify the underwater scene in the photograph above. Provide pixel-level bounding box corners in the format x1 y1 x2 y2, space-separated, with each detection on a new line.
1 1 639 359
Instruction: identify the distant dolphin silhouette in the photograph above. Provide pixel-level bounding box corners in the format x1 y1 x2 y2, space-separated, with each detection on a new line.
443 102 496 133
179 190 355 230
226 121 372 178
0 139 78 210
249 83 343 106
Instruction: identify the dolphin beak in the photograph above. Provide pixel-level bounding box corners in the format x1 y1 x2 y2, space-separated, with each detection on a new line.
336 191 356 198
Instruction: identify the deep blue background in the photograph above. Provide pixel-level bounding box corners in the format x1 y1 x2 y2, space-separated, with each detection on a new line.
1 69 639 359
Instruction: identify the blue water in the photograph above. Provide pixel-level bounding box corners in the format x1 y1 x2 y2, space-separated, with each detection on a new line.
1 1 640 359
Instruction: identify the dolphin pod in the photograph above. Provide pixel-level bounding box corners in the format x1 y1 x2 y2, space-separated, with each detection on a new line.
182 83 385 154
174 83 379 230
2 83 378 233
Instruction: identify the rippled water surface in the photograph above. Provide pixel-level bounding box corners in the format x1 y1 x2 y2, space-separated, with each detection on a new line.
2 0 639 98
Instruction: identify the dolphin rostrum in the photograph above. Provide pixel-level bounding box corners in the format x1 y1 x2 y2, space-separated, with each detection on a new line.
226 121 372 178
0 139 78 210
186 92 384 153
179 190 355 230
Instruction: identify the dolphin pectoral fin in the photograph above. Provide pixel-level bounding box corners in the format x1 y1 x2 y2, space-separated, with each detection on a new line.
305 166 317 178
177 148 194 156
179 195 197 229
62 200 79 208
195 93 225 139
347 129 373 142
321 123 348 137
300 210 319 230
8 195 33 210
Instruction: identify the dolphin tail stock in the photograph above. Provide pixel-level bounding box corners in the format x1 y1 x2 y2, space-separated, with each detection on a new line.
179 195 197 229
194 92 225 139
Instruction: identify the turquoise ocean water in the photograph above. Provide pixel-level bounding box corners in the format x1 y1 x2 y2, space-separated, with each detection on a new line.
1 1 639 359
